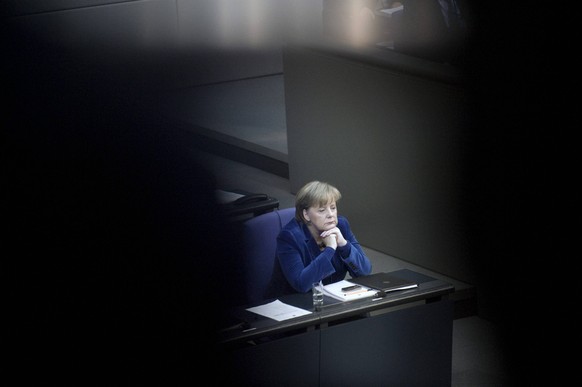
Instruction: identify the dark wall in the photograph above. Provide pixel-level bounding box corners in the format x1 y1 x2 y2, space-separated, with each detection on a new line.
2 8 249 384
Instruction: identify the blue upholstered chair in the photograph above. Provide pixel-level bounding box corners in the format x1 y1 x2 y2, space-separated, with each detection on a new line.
241 207 296 304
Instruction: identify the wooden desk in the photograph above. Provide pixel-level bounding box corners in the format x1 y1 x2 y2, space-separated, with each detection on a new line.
217 269 454 386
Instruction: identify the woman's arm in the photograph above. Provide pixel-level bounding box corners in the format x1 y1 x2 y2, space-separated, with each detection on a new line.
332 217 373 277
276 227 337 293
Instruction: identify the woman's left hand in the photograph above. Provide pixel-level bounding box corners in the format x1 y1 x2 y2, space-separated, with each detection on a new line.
320 227 347 247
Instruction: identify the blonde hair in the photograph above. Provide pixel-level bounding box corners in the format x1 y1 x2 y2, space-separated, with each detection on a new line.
295 181 342 223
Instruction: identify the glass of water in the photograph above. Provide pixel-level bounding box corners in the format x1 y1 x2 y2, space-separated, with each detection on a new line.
312 281 324 310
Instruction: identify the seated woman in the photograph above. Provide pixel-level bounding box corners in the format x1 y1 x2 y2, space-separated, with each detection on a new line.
276 181 372 293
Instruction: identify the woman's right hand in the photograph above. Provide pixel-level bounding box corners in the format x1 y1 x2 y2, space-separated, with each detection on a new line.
322 233 337 250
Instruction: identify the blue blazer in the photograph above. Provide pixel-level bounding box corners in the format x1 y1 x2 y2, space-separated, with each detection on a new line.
276 216 372 293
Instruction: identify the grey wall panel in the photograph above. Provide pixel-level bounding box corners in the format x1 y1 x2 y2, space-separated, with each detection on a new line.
4 0 324 87
3 0 137 17
6 0 179 50
284 45 475 284
174 0 324 84
176 0 323 48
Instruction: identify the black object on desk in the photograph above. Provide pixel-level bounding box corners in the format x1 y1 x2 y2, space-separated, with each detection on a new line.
218 189 279 221
347 271 418 293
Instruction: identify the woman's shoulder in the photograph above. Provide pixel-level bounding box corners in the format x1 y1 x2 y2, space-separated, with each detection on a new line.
279 217 302 235
282 217 299 229
337 215 353 230
337 215 350 225
278 218 306 244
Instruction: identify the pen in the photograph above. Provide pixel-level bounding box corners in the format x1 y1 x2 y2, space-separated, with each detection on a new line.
341 285 361 292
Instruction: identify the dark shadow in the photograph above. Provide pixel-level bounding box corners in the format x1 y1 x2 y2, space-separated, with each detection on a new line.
3 22 245 384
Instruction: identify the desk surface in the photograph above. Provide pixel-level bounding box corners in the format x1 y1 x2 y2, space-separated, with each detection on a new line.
218 269 454 346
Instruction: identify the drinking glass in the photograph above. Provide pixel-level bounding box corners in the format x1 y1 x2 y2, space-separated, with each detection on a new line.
312 281 324 310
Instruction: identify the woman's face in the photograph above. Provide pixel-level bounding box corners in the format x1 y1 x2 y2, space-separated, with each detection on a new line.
304 201 338 232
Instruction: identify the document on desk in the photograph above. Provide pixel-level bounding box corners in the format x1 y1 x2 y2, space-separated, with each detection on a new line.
322 279 378 301
246 299 312 321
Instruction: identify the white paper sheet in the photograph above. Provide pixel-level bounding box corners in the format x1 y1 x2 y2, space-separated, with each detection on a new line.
246 299 312 321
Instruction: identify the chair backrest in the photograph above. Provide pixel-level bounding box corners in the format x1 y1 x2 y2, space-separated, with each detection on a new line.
241 208 296 304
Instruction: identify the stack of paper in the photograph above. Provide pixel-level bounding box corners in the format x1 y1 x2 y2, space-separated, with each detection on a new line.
322 280 378 301
246 300 312 321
